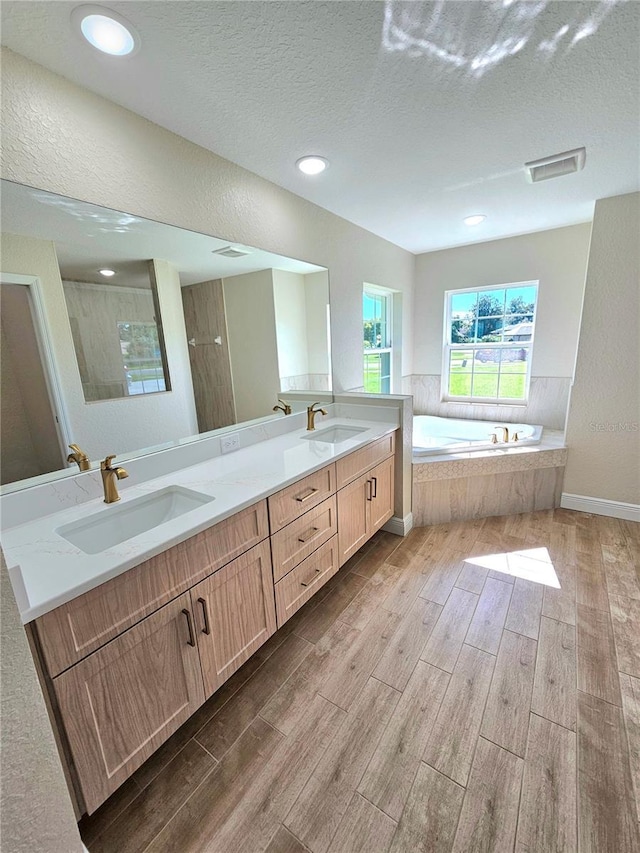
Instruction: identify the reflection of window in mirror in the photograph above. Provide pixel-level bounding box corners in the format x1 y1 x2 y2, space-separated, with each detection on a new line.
363 284 401 394
63 267 171 403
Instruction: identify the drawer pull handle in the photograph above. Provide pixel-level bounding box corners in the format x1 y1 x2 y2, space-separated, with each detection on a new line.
296 487 318 503
366 480 373 501
182 608 196 647
198 597 211 636
372 476 377 499
298 526 319 543
301 568 323 587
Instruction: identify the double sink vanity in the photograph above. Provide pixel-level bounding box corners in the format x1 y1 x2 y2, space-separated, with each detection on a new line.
1 415 399 815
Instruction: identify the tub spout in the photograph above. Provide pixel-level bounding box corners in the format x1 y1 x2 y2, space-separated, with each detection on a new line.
493 426 510 443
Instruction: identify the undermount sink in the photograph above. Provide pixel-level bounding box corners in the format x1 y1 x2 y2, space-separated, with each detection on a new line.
56 486 215 554
302 425 367 444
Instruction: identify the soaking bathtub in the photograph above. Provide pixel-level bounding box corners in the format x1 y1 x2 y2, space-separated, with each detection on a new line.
413 415 543 456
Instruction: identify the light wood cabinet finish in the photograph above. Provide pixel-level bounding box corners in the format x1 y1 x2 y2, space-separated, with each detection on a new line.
190 540 277 698
335 432 395 489
274 536 340 627
36 501 269 676
271 496 337 582
52 592 205 814
268 464 336 532
337 457 395 566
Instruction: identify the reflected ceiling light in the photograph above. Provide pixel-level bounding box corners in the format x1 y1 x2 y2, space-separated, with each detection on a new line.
99 268 116 277
296 156 329 175
464 214 486 226
72 5 140 56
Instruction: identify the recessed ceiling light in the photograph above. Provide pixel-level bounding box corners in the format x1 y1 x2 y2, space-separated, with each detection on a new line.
99 268 116 277
296 156 329 175
72 5 140 56
464 214 486 226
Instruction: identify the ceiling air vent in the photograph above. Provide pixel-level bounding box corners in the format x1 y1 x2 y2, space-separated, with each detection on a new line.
525 147 586 183
212 246 252 258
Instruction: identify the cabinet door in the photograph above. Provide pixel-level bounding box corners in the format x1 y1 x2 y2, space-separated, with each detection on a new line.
53 592 205 814
191 540 276 698
337 473 371 566
369 456 395 533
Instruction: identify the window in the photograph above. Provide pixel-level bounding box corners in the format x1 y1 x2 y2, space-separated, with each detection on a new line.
443 281 538 403
363 287 392 393
117 321 167 395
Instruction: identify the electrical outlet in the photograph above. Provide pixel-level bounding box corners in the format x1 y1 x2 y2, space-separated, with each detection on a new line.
220 432 240 454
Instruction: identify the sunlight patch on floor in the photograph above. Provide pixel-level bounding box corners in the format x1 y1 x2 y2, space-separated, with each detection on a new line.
464 547 560 588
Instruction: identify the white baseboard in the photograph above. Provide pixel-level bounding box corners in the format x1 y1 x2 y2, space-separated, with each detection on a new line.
383 513 414 536
561 493 640 522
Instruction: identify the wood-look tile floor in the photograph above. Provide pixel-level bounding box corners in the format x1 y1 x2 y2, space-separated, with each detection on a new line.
80 509 640 853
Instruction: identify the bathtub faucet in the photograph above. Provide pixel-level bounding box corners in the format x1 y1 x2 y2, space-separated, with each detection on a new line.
493 426 510 443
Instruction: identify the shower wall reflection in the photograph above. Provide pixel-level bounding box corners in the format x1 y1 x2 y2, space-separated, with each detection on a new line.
63 270 169 403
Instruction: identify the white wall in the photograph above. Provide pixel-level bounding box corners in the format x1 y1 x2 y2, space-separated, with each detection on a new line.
410 223 592 427
223 269 280 421
0 233 198 462
0 48 415 396
564 192 640 506
272 269 309 379
305 270 331 380
1 550 84 853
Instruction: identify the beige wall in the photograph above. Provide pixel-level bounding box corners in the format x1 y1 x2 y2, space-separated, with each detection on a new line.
410 223 592 427
0 232 198 461
0 49 415 395
414 223 592 378
1 284 63 483
223 269 280 421
564 192 640 505
0 552 84 853
272 269 309 379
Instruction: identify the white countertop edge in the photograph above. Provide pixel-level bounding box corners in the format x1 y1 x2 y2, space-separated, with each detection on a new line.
3 418 398 623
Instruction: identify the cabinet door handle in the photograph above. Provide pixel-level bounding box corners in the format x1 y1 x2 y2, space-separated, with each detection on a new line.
298 526 319 543
300 568 322 587
296 487 318 503
366 479 372 501
182 608 196 647
371 476 377 499
197 597 211 635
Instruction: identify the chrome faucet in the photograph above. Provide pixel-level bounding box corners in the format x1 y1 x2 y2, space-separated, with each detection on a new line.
100 454 129 503
67 443 91 471
273 399 292 416
493 426 510 444
307 402 327 431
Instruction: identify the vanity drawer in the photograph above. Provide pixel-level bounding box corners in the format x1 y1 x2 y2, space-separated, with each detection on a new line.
335 432 396 488
268 463 336 532
274 536 339 627
36 500 269 677
271 496 337 582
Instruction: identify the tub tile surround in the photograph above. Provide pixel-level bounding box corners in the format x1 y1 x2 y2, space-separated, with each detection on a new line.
0 403 405 623
413 431 567 526
405 375 572 430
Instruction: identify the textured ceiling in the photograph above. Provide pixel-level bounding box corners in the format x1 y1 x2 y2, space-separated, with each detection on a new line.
1 1 639 253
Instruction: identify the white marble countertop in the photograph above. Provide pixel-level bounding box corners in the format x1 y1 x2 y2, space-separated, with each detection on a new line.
2 418 397 623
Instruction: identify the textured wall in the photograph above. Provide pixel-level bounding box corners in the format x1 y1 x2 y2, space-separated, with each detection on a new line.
564 192 640 504
413 222 592 378
0 551 84 853
0 48 415 393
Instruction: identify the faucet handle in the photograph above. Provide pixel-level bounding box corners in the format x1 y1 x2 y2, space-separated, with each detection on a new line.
67 444 91 471
101 454 117 470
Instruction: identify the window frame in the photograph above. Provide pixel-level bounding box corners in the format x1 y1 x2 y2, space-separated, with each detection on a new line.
363 285 393 394
441 280 538 405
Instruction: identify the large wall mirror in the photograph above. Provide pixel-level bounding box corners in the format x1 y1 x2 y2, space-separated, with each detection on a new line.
0 180 332 490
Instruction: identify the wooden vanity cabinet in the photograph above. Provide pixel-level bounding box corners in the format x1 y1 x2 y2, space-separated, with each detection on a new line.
33 430 398 815
189 540 276 697
337 447 395 566
52 592 205 814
